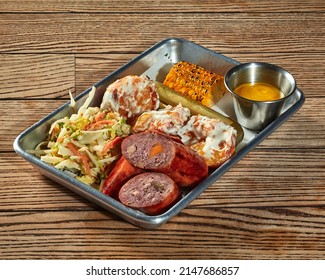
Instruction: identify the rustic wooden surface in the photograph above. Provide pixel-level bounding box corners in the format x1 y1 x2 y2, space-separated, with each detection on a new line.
0 0 324 259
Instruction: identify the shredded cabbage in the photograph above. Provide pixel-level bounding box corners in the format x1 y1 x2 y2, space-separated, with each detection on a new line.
32 87 131 189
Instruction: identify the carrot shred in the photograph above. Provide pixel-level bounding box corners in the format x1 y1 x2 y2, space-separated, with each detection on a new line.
66 142 91 175
94 111 106 122
101 136 123 156
84 120 116 130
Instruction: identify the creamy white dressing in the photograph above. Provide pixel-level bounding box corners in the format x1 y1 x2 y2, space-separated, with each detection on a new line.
178 115 237 161
101 75 159 118
133 103 191 135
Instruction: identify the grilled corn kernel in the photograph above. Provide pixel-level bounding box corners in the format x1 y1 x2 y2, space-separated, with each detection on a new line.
163 61 226 107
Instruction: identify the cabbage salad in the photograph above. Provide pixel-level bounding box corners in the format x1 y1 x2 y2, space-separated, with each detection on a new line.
32 87 131 189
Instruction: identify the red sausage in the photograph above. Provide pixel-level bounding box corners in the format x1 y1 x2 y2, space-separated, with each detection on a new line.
118 172 181 215
121 131 208 187
102 156 143 199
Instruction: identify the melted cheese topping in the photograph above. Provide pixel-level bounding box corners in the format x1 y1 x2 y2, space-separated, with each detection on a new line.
100 75 159 118
178 115 237 165
133 103 191 135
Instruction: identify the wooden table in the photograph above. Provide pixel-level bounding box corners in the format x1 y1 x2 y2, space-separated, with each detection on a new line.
1 0 324 260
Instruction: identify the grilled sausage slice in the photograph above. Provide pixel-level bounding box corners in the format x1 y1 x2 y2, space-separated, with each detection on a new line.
118 172 181 215
121 131 208 187
102 156 143 199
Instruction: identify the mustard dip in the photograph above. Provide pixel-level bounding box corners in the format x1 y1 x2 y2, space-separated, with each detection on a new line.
234 82 284 101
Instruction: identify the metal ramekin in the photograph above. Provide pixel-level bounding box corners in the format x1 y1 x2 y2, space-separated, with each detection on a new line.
225 62 296 130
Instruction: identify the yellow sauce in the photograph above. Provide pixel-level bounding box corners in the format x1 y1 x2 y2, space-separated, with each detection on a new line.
234 82 284 101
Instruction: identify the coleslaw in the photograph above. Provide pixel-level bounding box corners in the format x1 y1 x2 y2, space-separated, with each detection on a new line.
32 87 131 189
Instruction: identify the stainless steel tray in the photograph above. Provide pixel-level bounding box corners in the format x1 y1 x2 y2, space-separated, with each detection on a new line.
13 38 305 228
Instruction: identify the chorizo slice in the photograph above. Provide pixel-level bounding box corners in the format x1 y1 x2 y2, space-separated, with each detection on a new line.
102 156 143 199
121 131 208 187
118 172 181 215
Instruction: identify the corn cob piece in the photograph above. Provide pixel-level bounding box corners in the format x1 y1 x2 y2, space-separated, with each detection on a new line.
163 61 226 107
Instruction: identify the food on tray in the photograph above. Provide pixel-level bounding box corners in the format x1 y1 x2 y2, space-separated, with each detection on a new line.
121 131 209 187
178 115 237 168
234 82 284 101
155 82 244 143
101 75 159 118
132 103 191 135
163 61 226 107
32 68 240 215
102 156 143 198
118 172 181 215
32 87 131 187
133 104 237 168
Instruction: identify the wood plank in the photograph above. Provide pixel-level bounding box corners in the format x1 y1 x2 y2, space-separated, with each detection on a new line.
0 207 324 259
1 148 324 211
0 13 324 53
0 54 75 99
0 0 324 13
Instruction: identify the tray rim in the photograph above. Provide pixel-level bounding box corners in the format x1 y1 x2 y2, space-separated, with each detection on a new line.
13 37 305 228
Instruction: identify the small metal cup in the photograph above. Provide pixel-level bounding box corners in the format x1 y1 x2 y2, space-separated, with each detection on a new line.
225 62 296 131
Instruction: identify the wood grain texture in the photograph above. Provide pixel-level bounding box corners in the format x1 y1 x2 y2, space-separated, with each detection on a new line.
0 208 325 259
0 0 324 13
0 13 324 53
0 54 75 99
0 0 324 260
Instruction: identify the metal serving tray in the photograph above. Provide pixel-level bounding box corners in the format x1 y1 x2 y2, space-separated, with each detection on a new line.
14 38 305 228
